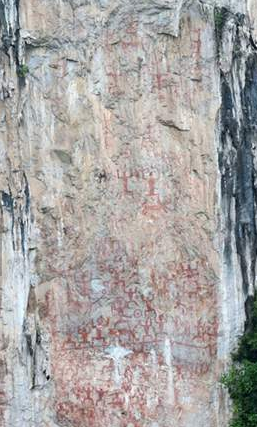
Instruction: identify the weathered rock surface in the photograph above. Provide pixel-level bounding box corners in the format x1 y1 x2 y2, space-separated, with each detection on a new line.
0 0 257 426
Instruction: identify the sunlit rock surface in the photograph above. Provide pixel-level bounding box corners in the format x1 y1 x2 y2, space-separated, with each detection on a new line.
1 1 257 426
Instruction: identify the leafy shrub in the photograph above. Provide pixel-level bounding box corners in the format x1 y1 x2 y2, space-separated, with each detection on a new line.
18 64 29 78
221 295 257 427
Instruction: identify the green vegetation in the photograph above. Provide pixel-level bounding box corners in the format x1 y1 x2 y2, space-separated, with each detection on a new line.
18 64 29 78
214 9 225 30
221 295 257 427
214 7 229 47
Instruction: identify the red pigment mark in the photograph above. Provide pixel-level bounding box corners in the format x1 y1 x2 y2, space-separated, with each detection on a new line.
121 21 140 50
191 29 201 59
106 70 125 97
142 195 168 215
141 123 155 147
46 252 218 426
175 361 211 380
142 173 168 215
122 171 133 195
0 359 7 427
150 52 171 100
103 111 114 149
116 168 169 215
147 173 157 196
103 29 117 54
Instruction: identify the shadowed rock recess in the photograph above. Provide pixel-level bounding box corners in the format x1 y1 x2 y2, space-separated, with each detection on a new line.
0 0 257 426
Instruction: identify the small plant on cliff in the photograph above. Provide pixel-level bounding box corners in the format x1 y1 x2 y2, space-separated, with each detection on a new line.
214 7 229 48
221 294 257 427
17 64 29 78
214 9 224 30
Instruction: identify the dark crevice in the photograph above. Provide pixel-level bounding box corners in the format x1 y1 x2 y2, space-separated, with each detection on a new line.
1 190 14 212
24 332 33 357
1 173 30 254
0 0 21 68
0 0 25 84
23 172 30 215
19 216 25 255
244 294 256 334
249 34 257 51
1 188 15 250
219 32 257 299
0 1 11 55
14 0 26 88
36 328 41 345
43 369 50 381
14 0 20 65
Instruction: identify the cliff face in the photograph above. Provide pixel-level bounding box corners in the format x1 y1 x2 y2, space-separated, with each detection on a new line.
0 1 257 426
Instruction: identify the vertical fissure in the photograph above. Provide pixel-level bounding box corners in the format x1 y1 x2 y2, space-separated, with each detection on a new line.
218 17 257 303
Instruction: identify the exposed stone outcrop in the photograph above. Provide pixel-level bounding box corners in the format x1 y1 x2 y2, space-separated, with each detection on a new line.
218 7 257 359
0 1 257 426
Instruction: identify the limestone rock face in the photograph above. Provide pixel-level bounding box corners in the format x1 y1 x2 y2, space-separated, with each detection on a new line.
0 1 257 426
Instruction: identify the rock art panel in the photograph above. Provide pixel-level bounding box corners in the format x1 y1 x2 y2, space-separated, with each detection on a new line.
1 0 257 426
